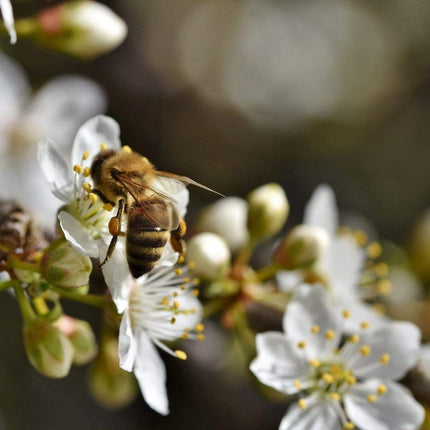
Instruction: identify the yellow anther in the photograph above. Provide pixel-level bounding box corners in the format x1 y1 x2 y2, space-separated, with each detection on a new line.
342 309 351 319
177 255 185 264
332 348 341 355
188 261 196 269
377 384 387 395
377 279 392 296
349 335 360 344
298 399 307 410
322 373 334 384
330 364 342 375
175 268 183 276
100 142 107 151
343 422 355 430
180 284 186 291
325 330 335 340
173 300 180 310
354 230 368 246
190 308 196 314
311 325 320 334
197 334 205 341
184 327 191 333
121 145 132 153
82 150 90 160
88 193 97 204
183 277 191 283
330 392 341 401
73 164 83 174
309 359 320 368
366 394 377 403
367 242 382 259
193 278 200 286
347 376 357 385
83 167 91 177
293 380 301 390
170 317 176 324
181 333 189 340
192 289 200 297
360 345 371 356
83 182 92 193
374 262 389 277
175 350 187 360
195 323 204 333
360 321 370 330
173 291 179 297
380 354 390 365
297 341 307 349
161 297 170 306
103 203 114 212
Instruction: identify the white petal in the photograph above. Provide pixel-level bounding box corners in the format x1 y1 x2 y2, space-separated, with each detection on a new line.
24 76 107 155
280 398 342 430
0 52 28 136
322 236 365 303
118 310 137 372
58 211 99 258
345 321 421 380
250 332 307 394
0 0 16 44
285 285 342 359
303 184 338 236
158 242 180 267
99 239 133 313
344 380 424 430
71 115 121 166
341 300 387 334
276 270 303 293
133 329 169 415
37 138 74 201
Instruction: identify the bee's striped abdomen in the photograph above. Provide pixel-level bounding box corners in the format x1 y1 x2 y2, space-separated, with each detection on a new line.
126 203 171 278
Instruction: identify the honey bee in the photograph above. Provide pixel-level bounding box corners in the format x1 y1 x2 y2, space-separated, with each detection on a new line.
90 147 220 278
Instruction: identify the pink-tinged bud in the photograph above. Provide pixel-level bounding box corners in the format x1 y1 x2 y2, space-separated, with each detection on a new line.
16 1 127 59
55 315 97 365
23 318 74 378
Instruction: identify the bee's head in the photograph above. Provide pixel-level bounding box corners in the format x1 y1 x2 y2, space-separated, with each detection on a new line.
90 149 116 186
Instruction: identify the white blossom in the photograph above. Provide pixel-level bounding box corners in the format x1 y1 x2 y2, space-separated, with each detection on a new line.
250 286 424 430
277 185 385 331
38 115 190 304
118 264 203 415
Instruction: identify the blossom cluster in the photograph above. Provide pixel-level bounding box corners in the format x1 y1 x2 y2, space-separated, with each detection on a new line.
0 112 428 428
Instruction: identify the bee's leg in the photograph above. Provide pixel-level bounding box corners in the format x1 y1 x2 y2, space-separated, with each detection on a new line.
99 199 125 267
170 218 187 255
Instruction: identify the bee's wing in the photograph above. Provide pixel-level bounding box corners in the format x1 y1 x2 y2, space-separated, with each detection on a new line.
135 201 178 231
155 171 224 197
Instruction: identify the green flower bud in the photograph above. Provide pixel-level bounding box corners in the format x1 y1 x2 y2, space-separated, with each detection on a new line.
15 1 127 59
186 233 231 282
196 197 249 253
274 225 330 270
41 240 92 290
23 317 74 378
408 209 430 282
55 315 97 365
89 337 138 410
247 183 289 242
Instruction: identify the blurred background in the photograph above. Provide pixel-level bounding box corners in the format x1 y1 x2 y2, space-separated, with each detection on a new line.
0 0 429 428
